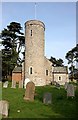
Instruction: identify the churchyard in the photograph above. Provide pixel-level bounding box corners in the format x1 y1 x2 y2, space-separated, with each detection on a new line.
1 81 78 118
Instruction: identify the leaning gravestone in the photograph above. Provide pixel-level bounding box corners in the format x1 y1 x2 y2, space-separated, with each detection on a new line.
67 84 75 98
43 92 52 105
0 100 9 118
64 82 69 90
11 80 16 88
24 81 35 101
3 81 8 88
19 80 23 88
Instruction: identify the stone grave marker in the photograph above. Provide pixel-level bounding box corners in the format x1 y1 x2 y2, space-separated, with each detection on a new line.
0 100 9 118
19 80 23 88
64 82 69 90
24 81 35 101
11 80 16 88
67 84 75 98
3 81 8 88
56 82 60 89
53 81 57 85
43 92 52 105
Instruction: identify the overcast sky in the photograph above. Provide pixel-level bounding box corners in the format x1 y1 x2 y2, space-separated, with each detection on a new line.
1 2 76 65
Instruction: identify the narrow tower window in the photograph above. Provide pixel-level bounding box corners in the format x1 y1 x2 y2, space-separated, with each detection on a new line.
30 67 32 74
59 76 61 80
46 70 48 76
31 30 32 36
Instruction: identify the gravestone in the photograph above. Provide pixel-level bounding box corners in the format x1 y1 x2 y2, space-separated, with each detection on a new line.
19 80 23 88
43 92 52 105
64 82 69 90
24 78 31 89
67 84 75 98
3 81 8 88
0 100 9 118
56 82 60 89
24 81 35 101
11 80 16 88
53 81 57 85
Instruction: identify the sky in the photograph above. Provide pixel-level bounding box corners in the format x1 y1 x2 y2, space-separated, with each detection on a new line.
1 2 76 65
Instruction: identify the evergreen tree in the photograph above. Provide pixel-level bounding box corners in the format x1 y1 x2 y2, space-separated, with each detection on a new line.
65 44 78 80
49 56 64 66
1 22 25 80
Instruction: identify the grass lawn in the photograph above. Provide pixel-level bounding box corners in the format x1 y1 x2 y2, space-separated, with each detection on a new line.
2 82 78 118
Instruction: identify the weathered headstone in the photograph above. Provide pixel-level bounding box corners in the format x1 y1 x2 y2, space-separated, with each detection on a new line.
0 100 9 118
67 84 75 98
24 78 31 89
64 82 69 90
56 82 60 89
19 80 23 88
11 80 16 88
53 81 57 85
3 81 8 88
43 92 52 105
24 81 35 101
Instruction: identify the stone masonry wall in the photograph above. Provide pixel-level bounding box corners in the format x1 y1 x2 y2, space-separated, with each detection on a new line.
25 20 46 86
12 72 22 82
53 73 69 85
44 57 53 85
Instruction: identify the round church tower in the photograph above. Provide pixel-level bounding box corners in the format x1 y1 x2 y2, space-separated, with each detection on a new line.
25 20 46 86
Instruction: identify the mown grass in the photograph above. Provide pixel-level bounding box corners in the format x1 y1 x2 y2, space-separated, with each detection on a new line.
2 82 78 118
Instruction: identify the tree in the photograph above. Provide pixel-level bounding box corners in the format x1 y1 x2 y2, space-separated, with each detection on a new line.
1 22 25 80
56 58 64 66
49 56 57 66
49 56 64 66
0 51 2 81
72 44 78 62
65 44 78 80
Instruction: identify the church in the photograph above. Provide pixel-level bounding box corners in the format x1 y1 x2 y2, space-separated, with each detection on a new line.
12 20 69 87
